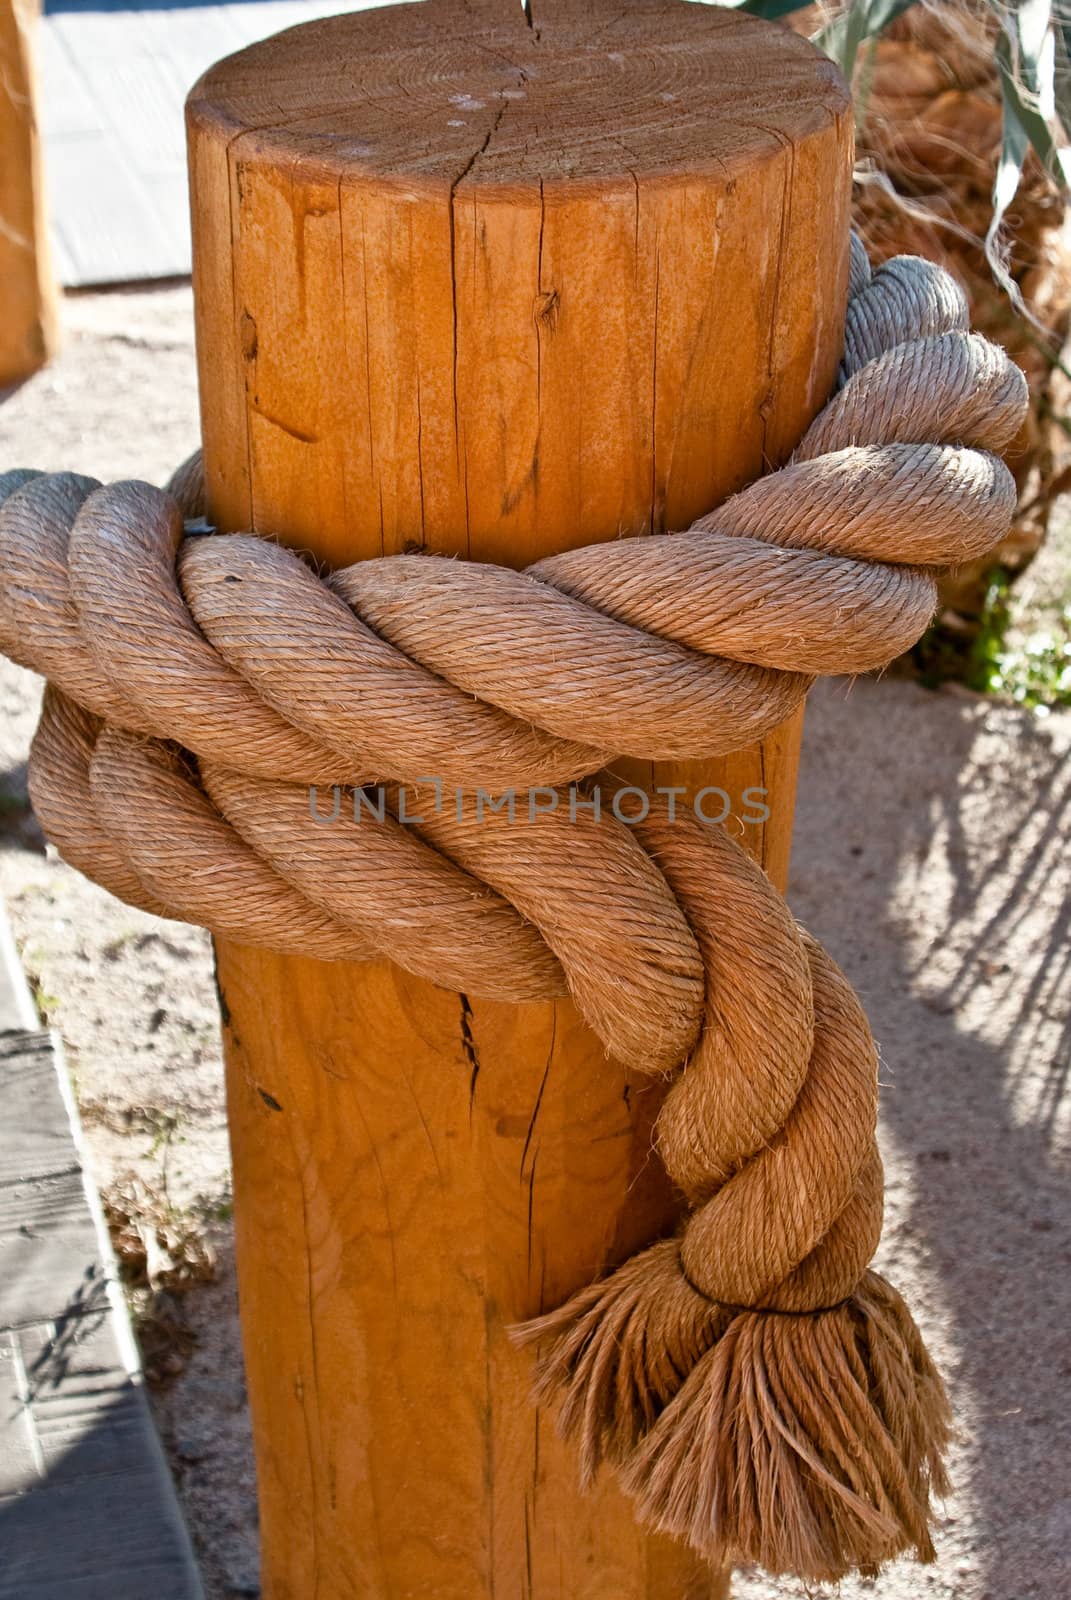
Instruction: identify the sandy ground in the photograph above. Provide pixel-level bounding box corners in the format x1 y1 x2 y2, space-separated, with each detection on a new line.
1 290 1069 1600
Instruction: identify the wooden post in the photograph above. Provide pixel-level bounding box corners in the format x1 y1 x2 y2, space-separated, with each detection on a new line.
0 0 57 387
187 3 852 1595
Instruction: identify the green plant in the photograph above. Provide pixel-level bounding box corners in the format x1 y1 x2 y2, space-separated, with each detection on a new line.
23 967 60 1022
968 568 1071 706
911 564 1071 706
724 0 1071 308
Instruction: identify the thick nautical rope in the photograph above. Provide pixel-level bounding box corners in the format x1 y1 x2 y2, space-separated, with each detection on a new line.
0 238 1027 1582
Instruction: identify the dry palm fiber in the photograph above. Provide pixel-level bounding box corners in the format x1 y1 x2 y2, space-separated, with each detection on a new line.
799 0 1071 614
0 243 1029 1582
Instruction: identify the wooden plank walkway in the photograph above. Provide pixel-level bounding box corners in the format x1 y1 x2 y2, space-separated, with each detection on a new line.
0 911 204 1599
38 0 392 285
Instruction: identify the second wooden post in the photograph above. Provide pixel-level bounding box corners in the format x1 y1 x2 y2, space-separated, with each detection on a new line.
188 3 852 1594
0 0 57 387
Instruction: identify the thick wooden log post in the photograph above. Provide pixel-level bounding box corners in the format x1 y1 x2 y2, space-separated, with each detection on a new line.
0 0 57 387
188 4 852 1595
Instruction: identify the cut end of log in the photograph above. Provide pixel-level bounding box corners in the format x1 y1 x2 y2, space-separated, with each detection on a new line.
188 0 850 198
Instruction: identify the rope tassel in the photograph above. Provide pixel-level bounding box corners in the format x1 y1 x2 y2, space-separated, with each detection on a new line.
0 239 1028 1583
518 1264 951 1581
627 1272 950 1579
516 806 948 1580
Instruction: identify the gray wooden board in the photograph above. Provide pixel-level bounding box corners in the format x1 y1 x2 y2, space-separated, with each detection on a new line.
0 1011 204 1598
38 0 400 286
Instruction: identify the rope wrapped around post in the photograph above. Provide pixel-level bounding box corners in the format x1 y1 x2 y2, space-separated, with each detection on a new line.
0 240 1027 1583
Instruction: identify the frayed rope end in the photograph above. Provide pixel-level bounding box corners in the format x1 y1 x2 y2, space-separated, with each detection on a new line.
511 1239 731 1487
513 1259 950 1584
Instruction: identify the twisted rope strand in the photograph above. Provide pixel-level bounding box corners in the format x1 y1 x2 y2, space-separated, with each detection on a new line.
2 261 1022 798
1 243 1027 1583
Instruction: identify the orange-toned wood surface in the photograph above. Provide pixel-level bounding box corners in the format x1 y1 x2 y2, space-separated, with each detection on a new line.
188 3 852 1594
0 0 57 387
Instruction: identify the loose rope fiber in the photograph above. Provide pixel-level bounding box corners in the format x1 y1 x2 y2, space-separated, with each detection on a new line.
0 239 1028 1582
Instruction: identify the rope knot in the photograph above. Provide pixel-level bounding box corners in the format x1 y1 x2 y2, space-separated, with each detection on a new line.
0 240 1027 1584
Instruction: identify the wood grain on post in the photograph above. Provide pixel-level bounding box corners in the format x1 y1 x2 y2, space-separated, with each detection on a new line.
0 0 57 388
188 4 852 1594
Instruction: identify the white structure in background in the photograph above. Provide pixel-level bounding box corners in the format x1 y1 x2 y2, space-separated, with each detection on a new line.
38 0 395 285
